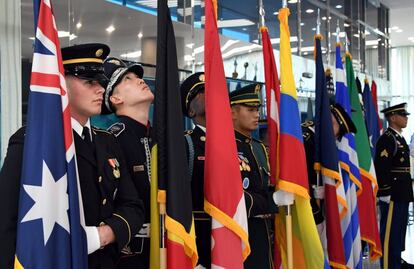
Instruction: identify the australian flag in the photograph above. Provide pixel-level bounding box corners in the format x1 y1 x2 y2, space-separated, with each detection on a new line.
14 0 88 268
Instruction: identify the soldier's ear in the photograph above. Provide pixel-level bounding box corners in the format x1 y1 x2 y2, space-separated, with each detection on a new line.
109 95 123 106
188 109 195 118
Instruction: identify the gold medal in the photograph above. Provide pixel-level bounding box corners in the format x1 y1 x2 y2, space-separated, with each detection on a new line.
113 168 120 178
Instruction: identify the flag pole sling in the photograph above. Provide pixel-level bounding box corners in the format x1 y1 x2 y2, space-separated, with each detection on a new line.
286 204 293 269
159 202 167 269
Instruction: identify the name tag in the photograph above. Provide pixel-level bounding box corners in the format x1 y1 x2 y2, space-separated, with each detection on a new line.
133 165 145 172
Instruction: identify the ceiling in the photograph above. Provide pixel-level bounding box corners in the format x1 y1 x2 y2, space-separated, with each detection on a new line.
20 0 414 70
381 0 414 47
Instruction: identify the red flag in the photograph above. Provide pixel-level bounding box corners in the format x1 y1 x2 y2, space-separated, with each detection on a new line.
260 26 282 268
204 0 250 268
371 80 383 132
260 26 280 185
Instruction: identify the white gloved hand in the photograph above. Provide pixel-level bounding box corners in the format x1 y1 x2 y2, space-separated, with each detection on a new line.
313 186 325 199
379 195 391 204
273 190 294 206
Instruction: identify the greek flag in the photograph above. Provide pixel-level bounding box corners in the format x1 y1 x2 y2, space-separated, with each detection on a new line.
335 44 363 269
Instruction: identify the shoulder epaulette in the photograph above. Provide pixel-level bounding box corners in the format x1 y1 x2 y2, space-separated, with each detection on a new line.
107 122 125 137
252 137 263 143
301 120 314 128
384 129 393 136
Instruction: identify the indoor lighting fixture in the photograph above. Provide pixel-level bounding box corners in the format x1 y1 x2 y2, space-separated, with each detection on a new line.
76 22 82 29
306 9 314 14
120 50 141 58
395 29 403 33
138 32 143 38
106 25 115 33
288 0 298 3
335 5 342 8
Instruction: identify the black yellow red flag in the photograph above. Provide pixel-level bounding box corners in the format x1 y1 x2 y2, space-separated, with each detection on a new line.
150 0 198 267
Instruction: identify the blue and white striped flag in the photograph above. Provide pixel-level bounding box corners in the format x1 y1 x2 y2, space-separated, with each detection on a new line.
335 44 363 269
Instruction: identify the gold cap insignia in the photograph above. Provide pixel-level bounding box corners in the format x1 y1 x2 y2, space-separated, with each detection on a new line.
95 49 104 57
199 74 205 82
380 149 388 158
255 84 261 93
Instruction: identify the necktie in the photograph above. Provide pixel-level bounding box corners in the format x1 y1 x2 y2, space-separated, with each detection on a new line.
82 126 93 148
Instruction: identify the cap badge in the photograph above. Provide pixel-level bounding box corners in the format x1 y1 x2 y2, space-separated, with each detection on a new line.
95 49 104 57
108 59 122 65
255 84 261 93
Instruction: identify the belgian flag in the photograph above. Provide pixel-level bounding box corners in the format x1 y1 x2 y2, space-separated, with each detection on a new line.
149 0 198 268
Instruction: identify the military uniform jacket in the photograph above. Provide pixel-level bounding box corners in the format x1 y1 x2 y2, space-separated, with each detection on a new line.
235 131 276 217
0 126 145 269
374 127 414 202
108 116 151 224
235 131 276 269
184 125 211 268
302 122 324 224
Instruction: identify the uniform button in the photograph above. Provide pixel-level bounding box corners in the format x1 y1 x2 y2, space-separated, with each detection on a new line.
102 198 107 205
98 176 103 182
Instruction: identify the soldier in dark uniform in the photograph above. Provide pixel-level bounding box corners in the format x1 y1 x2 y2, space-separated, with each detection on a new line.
301 103 357 249
101 57 154 268
375 103 413 269
180 72 210 268
229 83 278 269
0 44 144 269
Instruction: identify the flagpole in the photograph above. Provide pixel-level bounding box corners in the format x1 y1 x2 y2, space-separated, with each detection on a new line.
159 202 167 269
315 9 323 208
280 2 293 268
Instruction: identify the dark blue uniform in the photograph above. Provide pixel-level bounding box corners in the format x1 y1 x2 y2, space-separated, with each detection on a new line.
184 125 211 268
375 128 414 269
0 126 144 269
108 117 152 269
301 121 325 225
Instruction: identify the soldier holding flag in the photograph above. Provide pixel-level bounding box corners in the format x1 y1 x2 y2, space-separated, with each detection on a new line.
229 83 278 269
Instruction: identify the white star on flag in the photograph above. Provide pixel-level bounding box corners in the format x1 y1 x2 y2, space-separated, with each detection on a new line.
22 160 70 245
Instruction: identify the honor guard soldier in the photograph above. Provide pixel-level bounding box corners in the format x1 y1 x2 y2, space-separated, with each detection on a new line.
301 103 357 249
375 103 413 269
0 44 145 269
101 57 154 268
180 72 210 268
229 83 278 269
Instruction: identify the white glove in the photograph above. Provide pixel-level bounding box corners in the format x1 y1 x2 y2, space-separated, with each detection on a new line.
273 190 294 206
379 195 391 204
313 186 325 199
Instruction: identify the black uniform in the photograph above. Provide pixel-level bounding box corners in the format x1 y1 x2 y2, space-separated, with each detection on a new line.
235 131 276 269
0 126 144 269
375 127 414 269
108 116 152 268
184 125 211 268
301 121 324 224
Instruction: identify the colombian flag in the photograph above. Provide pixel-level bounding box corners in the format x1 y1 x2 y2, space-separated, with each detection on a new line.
276 7 329 269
